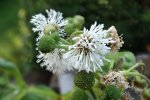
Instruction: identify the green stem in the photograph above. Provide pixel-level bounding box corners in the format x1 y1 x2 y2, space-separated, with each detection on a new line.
95 73 101 80
89 88 97 100
13 67 26 87
120 71 150 86
127 63 145 72
109 60 115 70
85 90 95 100
136 73 150 87
56 45 69 50
70 31 83 38
60 38 71 45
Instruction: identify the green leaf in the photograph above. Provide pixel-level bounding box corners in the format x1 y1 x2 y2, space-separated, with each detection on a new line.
0 58 26 87
24 86 58 100
0 58 16 71
22 93 50 100
0 76 9 87
1 87 21 100
70 88 88 100
104 51 136 71
120 51 136 69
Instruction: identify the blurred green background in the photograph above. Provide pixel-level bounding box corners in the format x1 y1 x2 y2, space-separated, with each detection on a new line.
1 0 150 79
0 0 150 98
1 0 150 65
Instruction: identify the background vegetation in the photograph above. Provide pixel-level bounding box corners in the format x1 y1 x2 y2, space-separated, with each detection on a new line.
0 0 150 99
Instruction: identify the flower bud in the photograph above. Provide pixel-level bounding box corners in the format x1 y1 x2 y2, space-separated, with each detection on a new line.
38 35 56 53
74 70 95 90
70 88 88 100
64 23 76 35
73 15 85 29
104 85 122 100
73 15 85 25
66 17 73 23
50 32 60 43
44 24 58 34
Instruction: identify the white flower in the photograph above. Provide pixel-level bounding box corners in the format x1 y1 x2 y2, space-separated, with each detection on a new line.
30 9 68 41
64 22 113 73
37 49 72 74
102 71 129 89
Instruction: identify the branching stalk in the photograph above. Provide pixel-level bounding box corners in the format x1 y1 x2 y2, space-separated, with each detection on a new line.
127 63 145 72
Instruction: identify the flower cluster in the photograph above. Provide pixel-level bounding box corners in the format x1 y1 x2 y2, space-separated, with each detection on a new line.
30 9 124 74
30 9 150 99
30 9 70 74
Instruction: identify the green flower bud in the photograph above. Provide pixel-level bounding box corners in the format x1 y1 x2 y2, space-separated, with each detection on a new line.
74 70 95 90
70 88 88 100
50 32 60 43
74 15 85 25
104 85 122 100
64 23 76 35
38 35 56 53
73 15 85 29
66 17 73 23
143 88 150 99
44 24 58 34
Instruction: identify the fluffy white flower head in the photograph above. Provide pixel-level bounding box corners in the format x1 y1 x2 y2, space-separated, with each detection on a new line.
30 9 68 41
37 49 72 74
64 22 113 73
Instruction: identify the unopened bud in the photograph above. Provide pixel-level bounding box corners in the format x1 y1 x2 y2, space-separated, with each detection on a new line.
50 32 60 43
66 17 73 23
64 23 76 35
73 15 85 29
104 85 122 100
74 70 95 90
38 35 56 53
44 24 58 34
